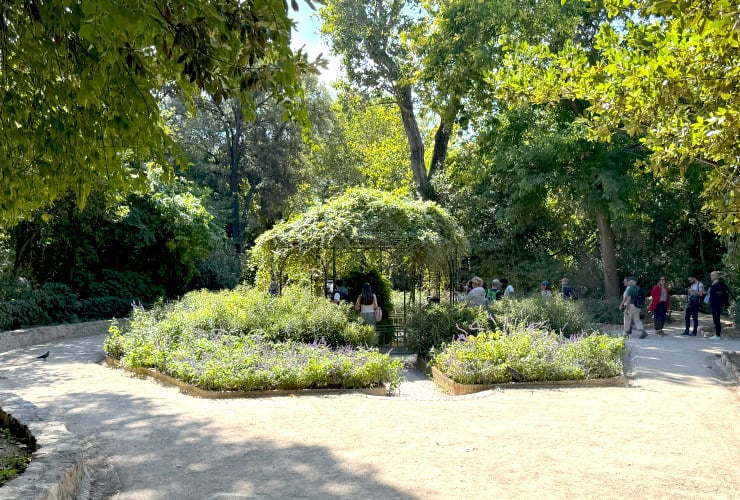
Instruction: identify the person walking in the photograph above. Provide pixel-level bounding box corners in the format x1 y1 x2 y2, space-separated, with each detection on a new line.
648 277 670 336
683 274 705 336
354 283 379 325
620 276 646 339
707 271 731 339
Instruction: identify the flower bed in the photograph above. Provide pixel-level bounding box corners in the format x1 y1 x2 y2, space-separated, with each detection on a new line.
103 287 403 394
431 326 625 387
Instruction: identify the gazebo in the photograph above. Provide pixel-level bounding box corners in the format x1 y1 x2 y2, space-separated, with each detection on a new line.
250 188 469 304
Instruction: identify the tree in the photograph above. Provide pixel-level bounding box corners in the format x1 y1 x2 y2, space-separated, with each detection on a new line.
170 80 327 256
0 0 318 225
10 169 218 299
494 0 740 234
320 0 443 200
299 88 414 206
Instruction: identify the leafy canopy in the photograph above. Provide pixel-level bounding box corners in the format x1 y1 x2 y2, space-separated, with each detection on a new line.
250 188 468 285
494 0 740 234
0 0 317 225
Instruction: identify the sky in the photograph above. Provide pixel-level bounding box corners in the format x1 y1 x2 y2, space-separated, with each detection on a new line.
289 4 344 86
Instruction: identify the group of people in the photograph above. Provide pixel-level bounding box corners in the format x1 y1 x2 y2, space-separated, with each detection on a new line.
622 271 733 339
463 277 515 306
539 278 579 300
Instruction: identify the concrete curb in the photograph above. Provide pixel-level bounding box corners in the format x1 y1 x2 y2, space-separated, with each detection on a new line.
0 393 83 500
0 320 120 353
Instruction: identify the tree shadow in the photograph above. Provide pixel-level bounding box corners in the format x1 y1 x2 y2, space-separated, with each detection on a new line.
0 336 415 499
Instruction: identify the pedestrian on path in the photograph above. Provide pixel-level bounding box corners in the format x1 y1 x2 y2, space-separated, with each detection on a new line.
649 277 670 336
708 270 731 339
621 276 646 339
683 274 705 336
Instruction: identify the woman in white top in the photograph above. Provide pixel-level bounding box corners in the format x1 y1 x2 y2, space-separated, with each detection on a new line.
355 282 379 325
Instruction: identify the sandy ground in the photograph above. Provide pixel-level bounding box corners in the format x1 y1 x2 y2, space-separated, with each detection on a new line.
0 323 738 499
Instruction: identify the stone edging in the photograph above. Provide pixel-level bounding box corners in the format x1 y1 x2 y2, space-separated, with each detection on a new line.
718 351 739 382
0 393 83 500
428 362 627 396
0 319 123 353
104 356 389 398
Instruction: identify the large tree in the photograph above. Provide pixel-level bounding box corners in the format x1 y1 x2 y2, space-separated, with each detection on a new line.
0 0 318 225
494 0 740 235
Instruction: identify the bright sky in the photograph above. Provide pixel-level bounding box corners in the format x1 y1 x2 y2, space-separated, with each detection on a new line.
289 5 344 86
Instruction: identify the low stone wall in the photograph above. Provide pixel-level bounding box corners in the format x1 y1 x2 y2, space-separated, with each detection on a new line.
0 393 83 500
0 320 119 353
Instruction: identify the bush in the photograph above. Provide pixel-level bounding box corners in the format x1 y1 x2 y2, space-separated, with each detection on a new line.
103 294 404 393
77 296 134 321
405 302 492 358
113 285 375 349
491 296 593 337
579 298 624 325
432 326 625 384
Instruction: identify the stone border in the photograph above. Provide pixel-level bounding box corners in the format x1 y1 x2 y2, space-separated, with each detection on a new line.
429 364 627 396
105 356 389 398
0 393 83 500
0 319 123 353
718 351 739 382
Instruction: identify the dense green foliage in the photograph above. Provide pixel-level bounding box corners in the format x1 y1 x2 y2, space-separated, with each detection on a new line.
495 0 740 234
433 328 625 384
405 302 494 358
107 286 376 350
250 188 469 291
104 285 404 392
0 0 318 224
491 296 593 338
406 296 596 358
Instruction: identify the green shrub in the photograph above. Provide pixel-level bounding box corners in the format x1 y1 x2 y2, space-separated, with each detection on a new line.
491 296 592 337
113 285 375 349
77 296 134 321
0 298 50 331
33 282 79 323
579 298 623 325
405 302 492 357
104 305 403 392
432 326 625 384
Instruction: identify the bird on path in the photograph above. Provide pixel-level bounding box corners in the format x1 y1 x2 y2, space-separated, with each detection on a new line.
36 351 50 360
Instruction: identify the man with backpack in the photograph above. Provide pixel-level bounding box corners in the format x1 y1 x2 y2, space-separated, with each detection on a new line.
683 274 705 336
620 276 647 339
707 270 731 339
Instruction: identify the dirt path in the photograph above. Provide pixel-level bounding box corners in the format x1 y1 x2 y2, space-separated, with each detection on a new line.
0 327 738 499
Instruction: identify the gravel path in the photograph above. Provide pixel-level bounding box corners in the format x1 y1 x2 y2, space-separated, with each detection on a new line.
0 326 739 499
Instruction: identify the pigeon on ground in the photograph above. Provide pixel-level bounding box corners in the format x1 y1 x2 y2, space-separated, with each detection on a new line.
36 351 50 360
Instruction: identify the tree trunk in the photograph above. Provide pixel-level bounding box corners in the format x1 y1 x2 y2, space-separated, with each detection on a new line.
429 118 452 180
595 210 620 300
396 86 435 201
229 101 244 254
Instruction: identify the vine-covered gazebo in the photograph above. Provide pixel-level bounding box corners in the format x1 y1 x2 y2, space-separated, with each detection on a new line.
250 189 469 302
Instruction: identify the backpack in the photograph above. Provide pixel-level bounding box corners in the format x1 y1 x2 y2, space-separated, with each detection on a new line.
634 287 646 308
